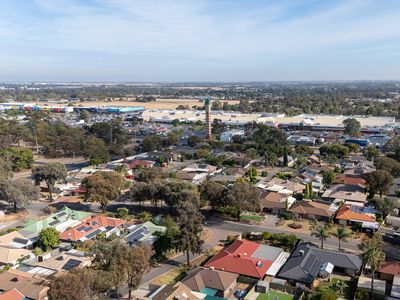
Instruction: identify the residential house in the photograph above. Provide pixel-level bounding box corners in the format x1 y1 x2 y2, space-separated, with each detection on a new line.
322 184 367 205
278 155 297 167
0 247 33 267
0 231 34 249
124 221 166 246
0 269 49 300
293 168 323 192
181 267 238 298
204 239 289 279
278 242 362 288
176 163 221 184
126 159 155 170
19 206 92 242
145 282 202 300
334 174 367 190
22 249 92 276
380 261 400 281
210 173 241 184
335 204 378 230
60 215 126 242
289 200 334 221
343 163 375 177
256 177 305 195
0 288 25 300
260 192 296 215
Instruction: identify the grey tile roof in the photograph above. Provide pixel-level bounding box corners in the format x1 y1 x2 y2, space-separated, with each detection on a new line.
278 242 362 284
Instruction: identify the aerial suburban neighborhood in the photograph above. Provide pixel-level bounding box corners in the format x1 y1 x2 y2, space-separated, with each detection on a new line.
0 81 400 300
1 1 400 300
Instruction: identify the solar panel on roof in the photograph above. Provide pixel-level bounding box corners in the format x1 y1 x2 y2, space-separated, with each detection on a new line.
84 226 93 232
61 259 82 271
126 227 149 245
86 229 103 239
49 220 60 226
57 212 67 218
77 226 86 232
105 226 114 231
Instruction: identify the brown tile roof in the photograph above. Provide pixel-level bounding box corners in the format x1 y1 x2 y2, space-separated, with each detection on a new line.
182 267 238 292
379 261 400 276
289 201 333 218
260 192 287 209
0 270 49 300
0 289 25 300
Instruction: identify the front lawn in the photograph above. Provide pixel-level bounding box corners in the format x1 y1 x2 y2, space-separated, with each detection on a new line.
240 213 264 222
256 290 294 300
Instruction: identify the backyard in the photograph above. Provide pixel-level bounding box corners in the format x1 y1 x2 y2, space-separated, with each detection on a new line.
256 290 294 300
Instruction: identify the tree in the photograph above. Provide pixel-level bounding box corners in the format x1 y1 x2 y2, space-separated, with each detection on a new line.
48 268 101 300
199 181 225 212
346 143 360 153
331 280 347 296
81 171 125 212
364 248 385 298
38 227 60 251
224 182 261 220
139 211 153 222
369 197 395 219
187 135 201 147
374 156 400 178
322 170 336 186
174 191 204 266
295 144 314 156
366 170 394 198
153 215 179 259
0 157 13 179
79 110 90 122
83 136 110 165
0 147 34 171
116 207 129 220
311 221 332 249
320 144 349 159
283 147 289 167
0 178 39 212
343 118 361 137
334 226 352 251
32 163 67 201
211 118 226 135
263 151 278 167
364 146 380 161
245 148 259 160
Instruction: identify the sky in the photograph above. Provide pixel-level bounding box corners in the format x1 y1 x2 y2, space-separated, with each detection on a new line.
1 0 400 82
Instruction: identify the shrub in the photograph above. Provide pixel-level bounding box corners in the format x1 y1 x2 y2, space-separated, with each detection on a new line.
355 289 369 300
116 207 129 220
281 211 294 220
320 289 338 300
262 231 272 240
261 171 268 177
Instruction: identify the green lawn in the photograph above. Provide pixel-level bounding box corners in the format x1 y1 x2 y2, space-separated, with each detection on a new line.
256 290 294 300
240 214 264 222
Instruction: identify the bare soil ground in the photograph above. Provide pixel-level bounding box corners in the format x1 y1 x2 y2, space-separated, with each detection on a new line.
58 98 241 110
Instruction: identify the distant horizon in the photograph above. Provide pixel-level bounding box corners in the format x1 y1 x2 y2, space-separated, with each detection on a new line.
1 79 400 85
1 1 400 81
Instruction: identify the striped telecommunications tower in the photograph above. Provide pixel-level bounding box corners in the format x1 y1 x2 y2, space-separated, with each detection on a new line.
205 97 212 140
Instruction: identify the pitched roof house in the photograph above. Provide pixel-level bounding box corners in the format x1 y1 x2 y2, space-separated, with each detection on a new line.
321 184 367 204
260 192 296 215
335 204 377 226
289 201 334 221
0 247 33 266
0 288 25 300
124 221 166 246
0 270 49 300
60 215 125 242
20 206 92 238
147 282 202 300
181 267 238 298
379 261 400 281
204 239 286 279
334 174 367 189
278 242 362 287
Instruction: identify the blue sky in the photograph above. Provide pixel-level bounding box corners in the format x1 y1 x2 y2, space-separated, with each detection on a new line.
1 0 400 82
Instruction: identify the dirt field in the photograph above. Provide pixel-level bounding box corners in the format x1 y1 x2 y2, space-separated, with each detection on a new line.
53 98 240 110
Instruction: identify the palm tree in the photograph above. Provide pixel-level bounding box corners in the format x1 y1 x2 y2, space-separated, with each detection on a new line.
334 226 352 252
311 221 332 249
363 248 385 298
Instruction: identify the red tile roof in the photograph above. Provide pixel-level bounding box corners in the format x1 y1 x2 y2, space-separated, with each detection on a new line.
335 175 367 188
379 261 400 276
204 240 272 279
335 205 375 222
60 215 125 242
0 289 24 300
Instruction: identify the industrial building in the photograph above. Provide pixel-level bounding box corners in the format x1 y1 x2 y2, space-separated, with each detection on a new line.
220 129 245 142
